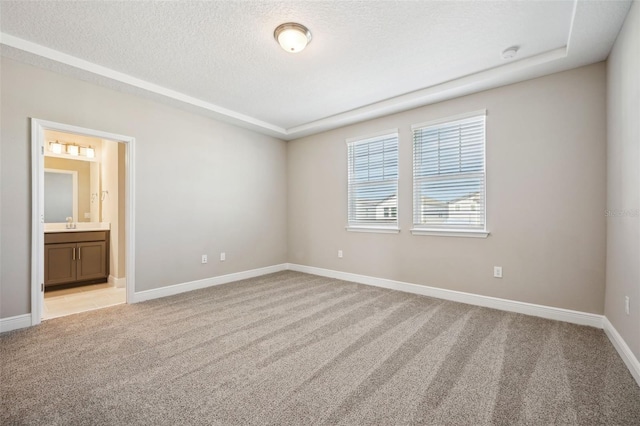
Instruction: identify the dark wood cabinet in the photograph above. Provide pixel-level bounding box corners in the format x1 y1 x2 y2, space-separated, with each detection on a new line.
44 231 109 288
44 243 77 286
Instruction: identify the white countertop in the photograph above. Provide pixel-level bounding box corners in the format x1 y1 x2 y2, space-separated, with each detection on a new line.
44 222 110 233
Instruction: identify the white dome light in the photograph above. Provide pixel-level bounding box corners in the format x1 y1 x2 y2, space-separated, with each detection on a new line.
274 23 312 53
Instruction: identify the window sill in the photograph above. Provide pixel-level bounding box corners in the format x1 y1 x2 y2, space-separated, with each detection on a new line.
410 228 490 238
346 226 400 234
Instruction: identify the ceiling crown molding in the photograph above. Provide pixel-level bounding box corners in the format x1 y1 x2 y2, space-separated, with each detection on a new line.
286 46 568 139
0 32 287 138
0 0 579 141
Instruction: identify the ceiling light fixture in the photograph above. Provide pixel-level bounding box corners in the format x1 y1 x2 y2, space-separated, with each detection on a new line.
274 22 312 53
502 46 519 60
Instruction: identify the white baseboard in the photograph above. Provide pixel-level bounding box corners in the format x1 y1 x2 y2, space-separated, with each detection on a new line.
108 275 126 288
286 263 604 329
0 314 32 333
3 261 639 387
603 317 640 386
132 263 288 303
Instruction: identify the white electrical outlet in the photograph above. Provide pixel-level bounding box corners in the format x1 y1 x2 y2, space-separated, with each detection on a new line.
220 252 226 261
625 296 630 315
493 266 503 278
338 250 343 258
201 255 208 264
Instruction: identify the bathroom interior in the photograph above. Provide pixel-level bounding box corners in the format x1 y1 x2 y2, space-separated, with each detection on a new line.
43 130 126 319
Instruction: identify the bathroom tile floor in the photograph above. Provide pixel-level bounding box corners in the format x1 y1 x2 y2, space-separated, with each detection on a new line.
43 283 126 320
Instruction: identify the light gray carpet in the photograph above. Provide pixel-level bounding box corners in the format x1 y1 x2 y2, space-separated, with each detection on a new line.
1 271 639 425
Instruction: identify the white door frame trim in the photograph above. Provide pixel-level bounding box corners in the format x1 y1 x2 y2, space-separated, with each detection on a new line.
31 118 136 325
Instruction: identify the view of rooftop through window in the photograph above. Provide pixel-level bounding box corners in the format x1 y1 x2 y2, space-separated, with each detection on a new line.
347 132 398 227
413 113 486 231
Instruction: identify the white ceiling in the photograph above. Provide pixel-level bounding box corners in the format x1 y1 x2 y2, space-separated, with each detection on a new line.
0 0 632 140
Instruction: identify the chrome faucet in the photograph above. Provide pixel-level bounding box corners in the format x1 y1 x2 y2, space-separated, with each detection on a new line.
65 217 76 229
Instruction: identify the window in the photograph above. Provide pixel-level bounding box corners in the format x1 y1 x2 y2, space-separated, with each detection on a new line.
347 130 399 232
412 110 487 237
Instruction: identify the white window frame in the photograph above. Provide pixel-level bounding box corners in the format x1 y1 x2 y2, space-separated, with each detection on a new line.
411 110 489 238
346 129 400 234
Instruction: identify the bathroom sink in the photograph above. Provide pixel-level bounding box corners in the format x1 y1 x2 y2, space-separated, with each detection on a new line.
44 222 110 233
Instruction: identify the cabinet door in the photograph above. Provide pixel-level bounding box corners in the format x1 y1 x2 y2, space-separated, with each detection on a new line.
76 241 107 281
45 243 77 286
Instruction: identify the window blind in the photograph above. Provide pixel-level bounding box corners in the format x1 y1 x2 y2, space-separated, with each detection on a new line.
347 132 399 228
412 113 486 231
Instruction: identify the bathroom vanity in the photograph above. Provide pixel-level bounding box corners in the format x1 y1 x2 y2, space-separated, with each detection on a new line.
44 224 110 288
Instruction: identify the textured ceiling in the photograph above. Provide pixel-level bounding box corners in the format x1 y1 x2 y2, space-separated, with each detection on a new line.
0 1 632 140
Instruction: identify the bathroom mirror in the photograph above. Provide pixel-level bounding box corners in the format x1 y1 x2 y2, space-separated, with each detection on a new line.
44 170 77 222
44 157 101 223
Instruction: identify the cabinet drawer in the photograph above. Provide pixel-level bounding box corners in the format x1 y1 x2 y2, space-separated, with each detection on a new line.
45 231 108 244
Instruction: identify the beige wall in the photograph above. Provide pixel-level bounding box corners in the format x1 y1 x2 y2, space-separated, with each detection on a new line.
0 58 288 318
100 139 125 279
44 156 91 222
0 50 616 323
605 1 640 359
288 63 607 314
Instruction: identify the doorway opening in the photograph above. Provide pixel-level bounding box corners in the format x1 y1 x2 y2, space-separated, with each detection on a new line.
31 119 135 324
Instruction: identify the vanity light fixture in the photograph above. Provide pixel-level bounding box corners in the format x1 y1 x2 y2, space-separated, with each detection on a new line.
80 146 95 158
67 144 79 156
48 140 96 159
274 22 312 53
49 141 63 154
